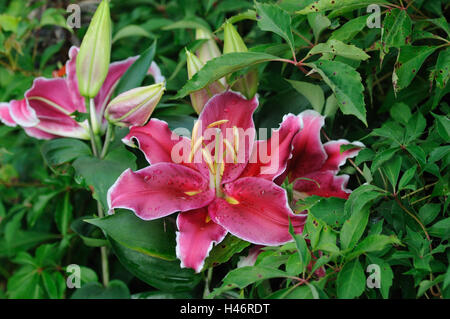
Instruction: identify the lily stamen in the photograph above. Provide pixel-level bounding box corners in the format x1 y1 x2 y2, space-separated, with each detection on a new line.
207 119 229 129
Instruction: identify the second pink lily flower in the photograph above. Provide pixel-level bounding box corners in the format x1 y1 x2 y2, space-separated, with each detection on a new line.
108 91 306 272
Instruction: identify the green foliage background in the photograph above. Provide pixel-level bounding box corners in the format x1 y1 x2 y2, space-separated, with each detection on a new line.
0 0 448 299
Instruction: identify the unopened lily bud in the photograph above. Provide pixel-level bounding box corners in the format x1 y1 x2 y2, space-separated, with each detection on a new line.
223 21 258 99
105 83 165 127
195 28 221 63
186 49 225 114
76 0 112 98
223 21 248 54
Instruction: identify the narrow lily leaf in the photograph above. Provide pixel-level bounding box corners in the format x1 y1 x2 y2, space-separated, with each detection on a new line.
306 59 367 125
173 52 283 99
41 138 92 167
307 39 370 61
286 79 325 113
114 40 157 97
215 10 257 32
76 0 111 98
112 25 156 43
255 2 295 57
221 266 290 289
348 234 400 260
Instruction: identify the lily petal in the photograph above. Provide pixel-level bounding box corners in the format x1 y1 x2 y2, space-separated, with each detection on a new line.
23 78 89 139
288 110 327 181
176 208 227 273
209 177 306 245
123 119 192 165
65 46 86 112
197 91 258 183
0 102 16 127
293 140 363 199
9 99 39 127
240 114 301 180
108 162 215 220
24 127 57 140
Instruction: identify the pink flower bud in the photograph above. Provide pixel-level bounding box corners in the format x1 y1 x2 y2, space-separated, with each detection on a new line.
105 83 165 127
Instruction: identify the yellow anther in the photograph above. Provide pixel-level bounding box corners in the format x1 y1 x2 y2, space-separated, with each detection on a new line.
220 160 225 176
205 214 212 223
201 148 215 173
188 136 203 162
207 119 229 129
233 126 239 154
225 196 240 205
185 190 202 196
223 138 237 163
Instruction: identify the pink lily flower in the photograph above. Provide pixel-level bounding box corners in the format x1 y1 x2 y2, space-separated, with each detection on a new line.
278 110 364 201
108 91 306 272
0 47 164 139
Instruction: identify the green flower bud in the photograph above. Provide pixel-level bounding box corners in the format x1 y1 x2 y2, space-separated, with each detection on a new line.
186 49 225 114
223 21 248 54
76 0 112 98
195 28 221 63
223 21 258 99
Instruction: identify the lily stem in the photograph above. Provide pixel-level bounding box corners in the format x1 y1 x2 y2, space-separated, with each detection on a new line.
203 267 213 298
85 95 110 287
101 123 114 159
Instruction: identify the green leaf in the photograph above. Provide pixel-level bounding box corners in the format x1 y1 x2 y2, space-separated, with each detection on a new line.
398 166 416 191
389 102 411 124
381 9 412 52
55 192 73 236
344 184 385 218
336 259 365 299
340 207 370 251
393 46 438 91
348 235 400 259
307 13 330 42
113 40 157 96
297 0 388 14
7 266 45 299
289 221 310 274
434 48 450 88
432 113 450 141
286 79 324 113
221 266 290 289
306 59 367 125
429 218 450 239
309 196 347 227
307 39 370 61
71 216 108 247
112 25 156 43
174 52 282 99
86 210 176 260
71 280 130 299
73 146 136 209
40 8 73 32
255 2 295 56
367 255 394 298
203 235 250 269
215 10 257 32
41 138 91 167
110 238 201 292
418 203 441 226
330 15 368 42
383 156 402 191
40 41 64 70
